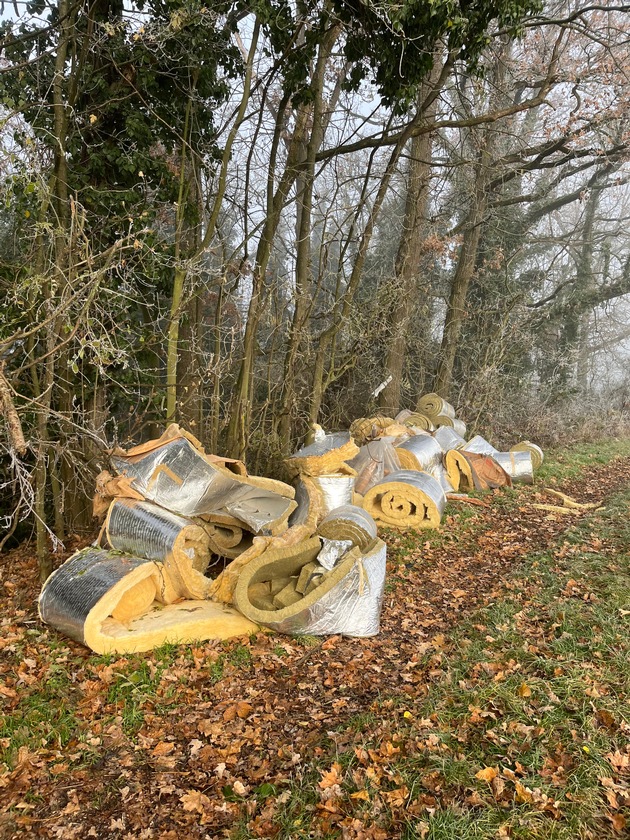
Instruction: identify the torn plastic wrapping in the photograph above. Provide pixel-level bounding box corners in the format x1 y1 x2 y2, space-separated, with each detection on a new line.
111 436 295 534
347 438 401 495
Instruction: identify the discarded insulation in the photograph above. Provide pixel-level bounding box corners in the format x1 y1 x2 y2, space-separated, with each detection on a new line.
104 499 213 599
444 450 512 492
38 547 256 654
462 435 498 456
363 470 446 530
396 435 443 472
317 504 378 551
233 535 386 637
348 438 401 495
511 441 544 470
492 451 534 484
311 473 355 515
111 433 296 535
433 426 466 452
417 393 456 419
286 432 359 477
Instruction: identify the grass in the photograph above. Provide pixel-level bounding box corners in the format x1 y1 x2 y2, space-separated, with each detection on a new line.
251 468 630 839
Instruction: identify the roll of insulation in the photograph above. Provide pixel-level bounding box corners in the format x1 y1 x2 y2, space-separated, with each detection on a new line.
463 435 498 456
396 435 443 472
492 451 534 484
433 426 466 452
452 418 467 438
417 393 456 419
510 441 544 470
317 504 378 550
362 470 446 530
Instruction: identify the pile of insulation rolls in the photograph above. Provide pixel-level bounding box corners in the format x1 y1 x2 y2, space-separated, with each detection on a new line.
38 399 543 655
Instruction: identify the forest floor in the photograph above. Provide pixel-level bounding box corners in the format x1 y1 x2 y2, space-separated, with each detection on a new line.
1 440 630 840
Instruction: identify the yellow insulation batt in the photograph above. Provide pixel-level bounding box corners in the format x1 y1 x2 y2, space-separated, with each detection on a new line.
362 470 446 530
286 432 359 477
38 547 256 654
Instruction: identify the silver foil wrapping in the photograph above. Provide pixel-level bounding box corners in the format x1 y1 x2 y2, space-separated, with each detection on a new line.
288 479 311 527
317 539 353 571
106 499 192 561
463 435 498 456
38 548 151 645
435 466 455 494
265 540 387 637
317 504 378 548
452 418 467 438
372 469 447 518
312 474 355 515
433 426 466 452
111 436 294 533
397 435 443 471
492 451 534 484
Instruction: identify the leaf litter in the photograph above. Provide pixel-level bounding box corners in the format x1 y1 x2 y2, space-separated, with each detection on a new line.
0 451 629 838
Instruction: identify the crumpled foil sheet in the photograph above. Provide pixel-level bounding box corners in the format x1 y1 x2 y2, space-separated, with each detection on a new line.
38 548 151 645
106 499 193 561
492 451 534 484
268 540 387 637
317 538 353 571
111 436 293 533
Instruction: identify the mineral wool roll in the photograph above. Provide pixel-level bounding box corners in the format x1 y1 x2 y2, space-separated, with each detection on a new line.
463 435 498 456
433 426 466 452
510 441 544 470
396 435 443 472
417 393 456 419
39 548 162 647
452 418 467 438
444 449 474 492
492 451 534 484
39 547 257 654
105 499 212 600
402 412 435 431
362 470 446 530
317 504 378 551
